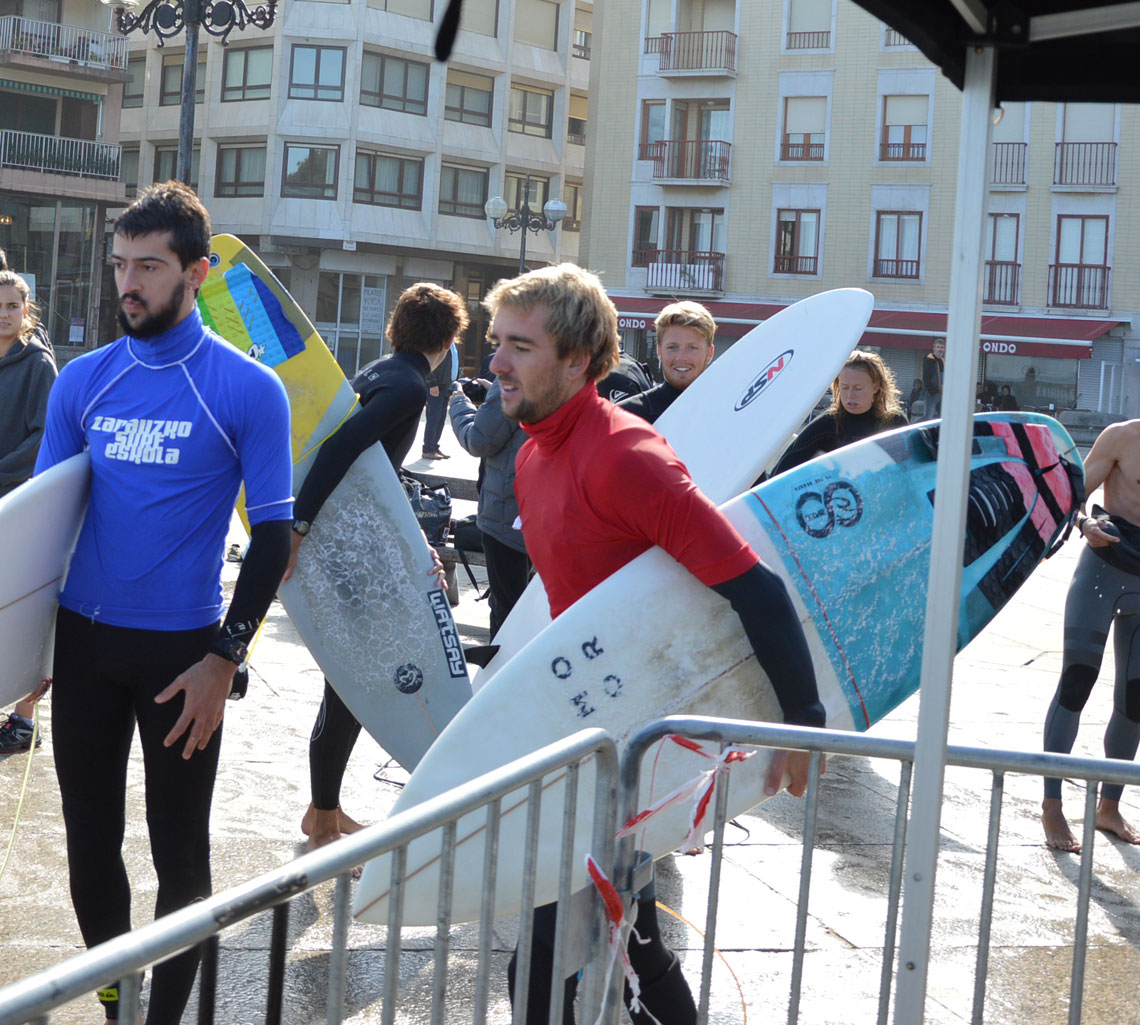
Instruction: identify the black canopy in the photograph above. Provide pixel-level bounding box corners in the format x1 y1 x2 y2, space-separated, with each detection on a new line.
851 1 1140 103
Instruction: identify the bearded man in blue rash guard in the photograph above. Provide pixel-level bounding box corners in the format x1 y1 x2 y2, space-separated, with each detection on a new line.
34 182 293 1024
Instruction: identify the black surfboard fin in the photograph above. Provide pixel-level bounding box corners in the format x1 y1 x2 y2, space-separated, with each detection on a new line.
463 644 500 668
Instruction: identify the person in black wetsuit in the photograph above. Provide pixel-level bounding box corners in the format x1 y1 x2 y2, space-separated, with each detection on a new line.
618 300 716 425
769 350 908 477
282 283 469 853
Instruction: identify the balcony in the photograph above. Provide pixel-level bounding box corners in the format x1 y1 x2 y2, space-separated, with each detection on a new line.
780 140 825 161
644 139 731 183
773 254 818 275
786 30 830 49
1053 142 1117 186
879 140 926 161
1049 263 1110 309
983 261 1020 305
884 27 911 47
644 250 725 294
0 130 121 180
0 15 128 78
990 142 1026 185
873 257 920 279
645 30 736 74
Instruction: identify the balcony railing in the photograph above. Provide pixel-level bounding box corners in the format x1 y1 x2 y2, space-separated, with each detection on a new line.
874 257 920 279
1053 142 1117 186
884 27 910 46
780 140 825 161
0 15 128 71
644 250 725 292
773 254 818 275
645 139 731 181
645 30 736 73
991 142 1027 185
1049 263 1110 309
879 140 927 161
786 29 830 49
983 260 1020 305
0 129 121 180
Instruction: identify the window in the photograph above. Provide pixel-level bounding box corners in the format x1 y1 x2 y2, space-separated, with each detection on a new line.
459 0 497 36
984 212 1019 304
446 70 493 126
782 97 826 160
361 52 428 115
154 146 200 190
159 51 206 106
316 272 388 377
774 209 820 274
120 146 139 198
354 151 423 208
289 45 346 101
439 164 487 217
367 0 432 17
505 172 548 214
123 57 145 109
222 46 273 102
665 207 724 252
1056 103 1117 185
639 100 665 159
282 143 339 199
563 181 582 231
567 94 587 146
216 145 267 197
509 84 553 138
874 211 922 278
786 0 831 49
881 96 928 161
514 0 559 50
573 29 591 59
1052 214 1109 308
632 206 659 265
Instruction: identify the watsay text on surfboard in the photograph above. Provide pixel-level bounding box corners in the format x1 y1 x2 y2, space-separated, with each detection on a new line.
428 589 467 678
90 417 192 465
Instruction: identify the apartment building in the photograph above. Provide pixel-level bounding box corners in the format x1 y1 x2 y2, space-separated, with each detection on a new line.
117 0 592 375
582 0 1140 416
0 0 127 354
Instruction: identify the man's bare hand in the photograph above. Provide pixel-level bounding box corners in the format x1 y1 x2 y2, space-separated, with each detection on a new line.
281 529 304 582
426 544 446 588
1082 516 1120 549
765 748 826 798
155 655 234 759
21 678 51 704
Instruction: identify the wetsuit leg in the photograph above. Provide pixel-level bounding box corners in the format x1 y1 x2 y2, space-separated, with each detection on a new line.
507 902 577 1025
1102 604 1140 801
309 680 363 811
1044 548 1115 799
482 533 532 639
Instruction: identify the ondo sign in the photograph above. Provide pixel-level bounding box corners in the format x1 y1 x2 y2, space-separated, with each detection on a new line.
618 316 650 331
982 341 1018 354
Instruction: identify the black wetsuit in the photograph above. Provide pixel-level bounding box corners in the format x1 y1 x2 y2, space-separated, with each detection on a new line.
770 409 909 477
616 380 682 425
596 351 652 403
294 351 430 810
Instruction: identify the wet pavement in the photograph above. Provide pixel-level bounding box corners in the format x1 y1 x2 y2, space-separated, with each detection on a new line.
2 423 1138 1024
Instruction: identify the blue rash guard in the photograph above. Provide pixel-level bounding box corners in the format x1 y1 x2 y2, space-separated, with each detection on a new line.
35 308 293 631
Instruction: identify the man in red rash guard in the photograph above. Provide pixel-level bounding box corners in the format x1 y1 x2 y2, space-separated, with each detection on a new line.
487 263 825 1025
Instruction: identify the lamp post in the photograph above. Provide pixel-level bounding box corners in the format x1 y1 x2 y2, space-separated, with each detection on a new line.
484 172 567 274
101 1 277 186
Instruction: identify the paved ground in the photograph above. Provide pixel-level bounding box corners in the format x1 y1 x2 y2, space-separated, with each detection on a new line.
2 419 1137 1024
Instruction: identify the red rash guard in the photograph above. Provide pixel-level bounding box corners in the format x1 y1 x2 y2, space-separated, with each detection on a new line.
516 383 758 618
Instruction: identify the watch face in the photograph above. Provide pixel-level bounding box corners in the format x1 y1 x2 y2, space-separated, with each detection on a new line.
293 519 311 536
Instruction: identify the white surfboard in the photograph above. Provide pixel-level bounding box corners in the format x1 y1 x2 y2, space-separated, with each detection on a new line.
475 288 874 689
355 414 1079 925
0 454 89 707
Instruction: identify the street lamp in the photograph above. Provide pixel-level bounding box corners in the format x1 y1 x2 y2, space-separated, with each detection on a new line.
484 172 567 274
101 0 277 186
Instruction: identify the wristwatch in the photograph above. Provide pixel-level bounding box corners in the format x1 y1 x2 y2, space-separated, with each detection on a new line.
210 635 249 666
292 518 312 537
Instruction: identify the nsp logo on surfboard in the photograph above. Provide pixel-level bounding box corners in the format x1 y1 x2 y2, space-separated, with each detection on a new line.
735 350 793 411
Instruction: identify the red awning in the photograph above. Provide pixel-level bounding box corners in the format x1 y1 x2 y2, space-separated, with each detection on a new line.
611 294 1123 357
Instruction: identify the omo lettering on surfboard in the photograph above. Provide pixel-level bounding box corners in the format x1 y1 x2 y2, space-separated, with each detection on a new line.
550 636 621 718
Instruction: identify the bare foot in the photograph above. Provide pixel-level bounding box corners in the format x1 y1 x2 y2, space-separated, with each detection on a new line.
1042 798 1081 852
300 803 365 838
1095 799 1140 844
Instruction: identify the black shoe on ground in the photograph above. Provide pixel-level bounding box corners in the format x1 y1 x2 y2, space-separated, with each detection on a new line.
0 713 40 753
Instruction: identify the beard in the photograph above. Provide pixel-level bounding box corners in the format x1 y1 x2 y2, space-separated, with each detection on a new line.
118 279 186 339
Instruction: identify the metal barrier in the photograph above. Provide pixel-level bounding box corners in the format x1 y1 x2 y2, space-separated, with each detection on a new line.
614 716 1140 1025
0 730 618 1025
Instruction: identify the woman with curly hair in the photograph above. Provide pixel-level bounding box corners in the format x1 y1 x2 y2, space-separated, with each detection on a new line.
770 349 907 476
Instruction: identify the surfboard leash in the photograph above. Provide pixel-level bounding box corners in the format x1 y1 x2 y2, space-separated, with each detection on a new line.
0 699 42 889
654 899 748 1024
